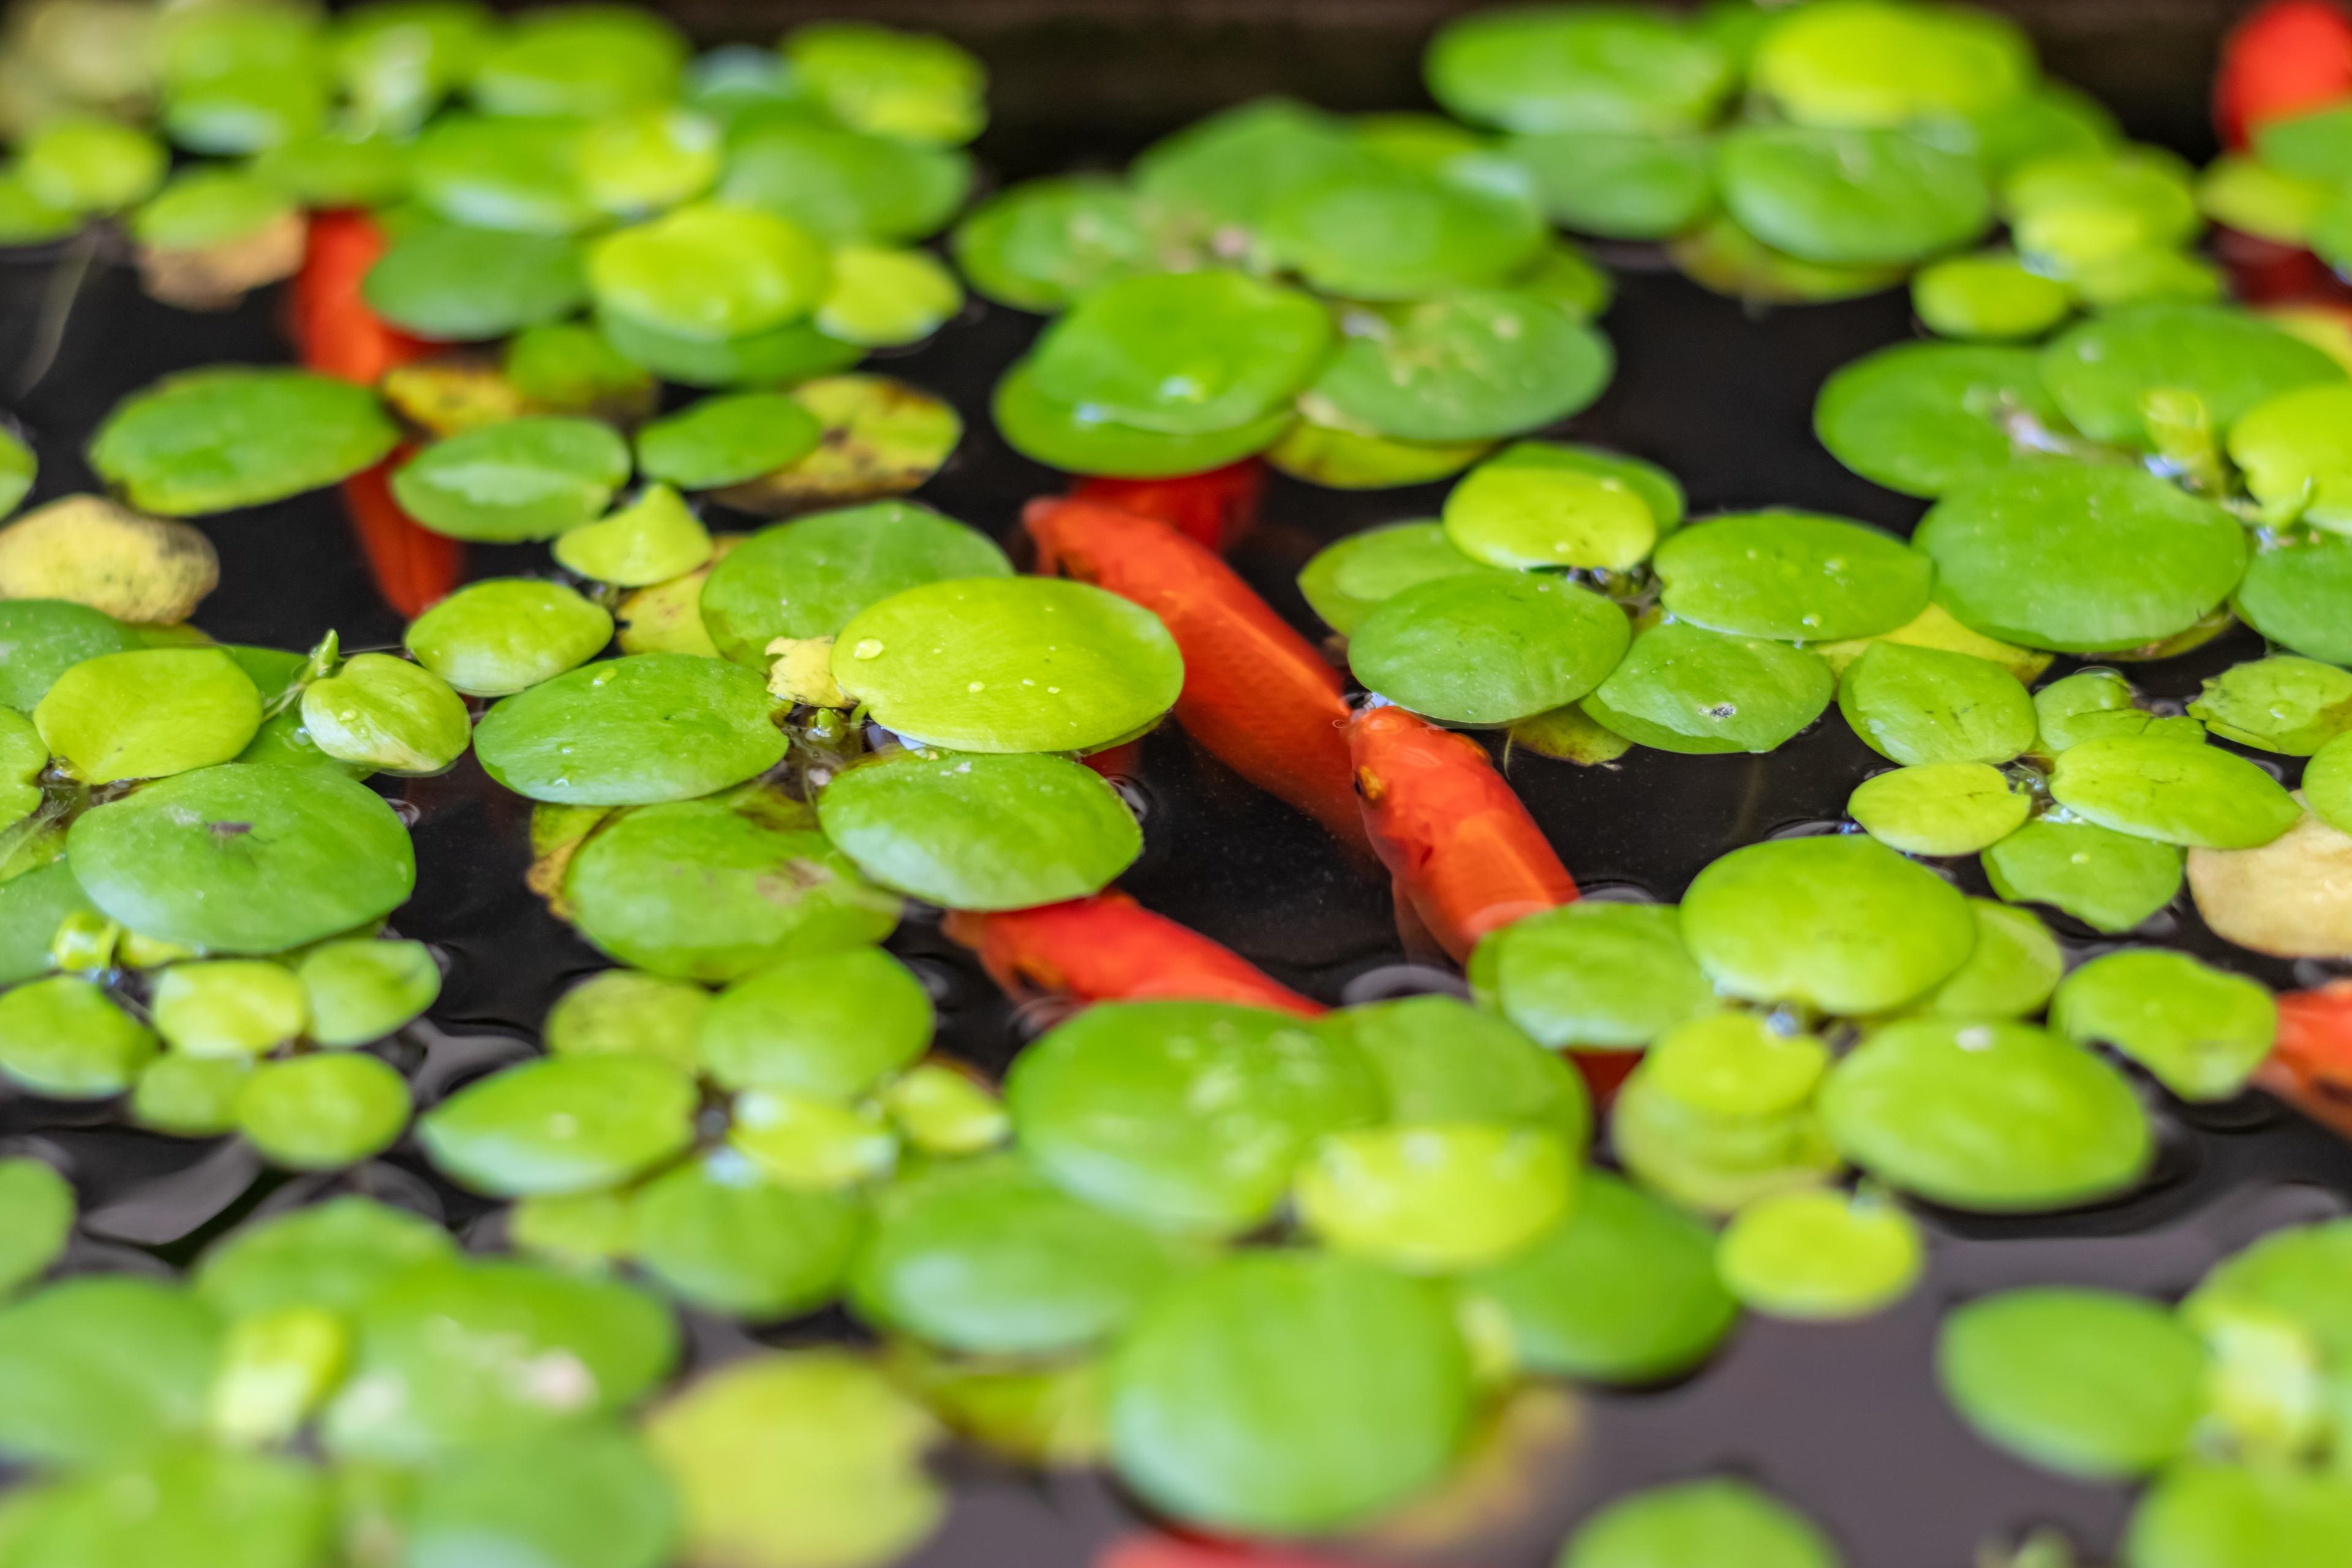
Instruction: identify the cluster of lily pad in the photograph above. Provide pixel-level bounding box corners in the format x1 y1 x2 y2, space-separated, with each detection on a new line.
1426 0 2217 314
1937 1215 2352 1564
0 0 981 344
956 98 1614 486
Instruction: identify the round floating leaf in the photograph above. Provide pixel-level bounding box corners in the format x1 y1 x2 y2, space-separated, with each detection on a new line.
951 176 1156 312
0 601 137 712
1820 1017 2151 1212
1983 817 2182 933
553 486 715 589
1349 571 1630 726
1462 1170 1735 1382
632 1155 865 1322
0 1439 330 1568
1939 1286 2205 1479
0 1160 72 1295
564 793 899 982
194 1196 456 1321
391 416 631 543
1837 642 2035 766
322 1257 676 1461
1473 900 1715 1051
1916 903 2057 1021
1442 450 1660 571
1296 1121 1575 1273
597 309 861 391
2038 304 2345 450
129 167 295 251
637 393 823 491
578 106 721 217
1505 129 1716 240
700 946 930 1096
1262 158 1544 301
2051 948 2275 1102
1108 1250 1472 1536
850 1153 1189 1356
1131 99 1365 237
1267 414 1492 491
1426 7 1734 134
298 938 439 1047
714 375 962 514
0 861 97 989
1296 522 1493 636
1752 0 2032 127
405 577 614 697
815 245 962 347
1007 1000 1382 1237
19 116 168 213
1911 252 2073 342
404 1422 677 1568
546 969 707 1076
1848 761 2031 856
0 975 157 1099
420 1054 697 1196
34 647 261 783
1655 510 1931 641
2125 1462 2352 1568
474 654 785 806
644 1351 942 1568
152 959 306 1057
816 747 1140 910
1306 290 1613 443
1717 124 1991 266
1611 1011 1840 1214
363 223 586 341
68 764 416 953
992 359 1293 480
89 368 396 516
718 121 970 245
2313 734 2352 838
1717 1187 1923 1321
589 203 834 344
2189 655 2352 755
786 21 986 146
236 1052 410 1170
1581 620 1834 755
1915 464 2248 653
1562 1477 1839 1568
132 1054 251 1137
1028 271 1332 437
1681 835 1975 1016
468 7 684 119
832 577 1183 755
2048 734 2300 850
2230 382 2352 532
698 503 1011 668
2237 533 2352 666
299 653 469 775
1814 341 2070 499
0 1275 218 1465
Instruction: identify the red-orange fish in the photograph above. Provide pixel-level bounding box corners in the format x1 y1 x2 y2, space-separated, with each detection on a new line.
2258 981 2352 1138
1070 458 1264 554
1027 497 1366 851
943 892 1324 1019
290 212 460 618
1348 703 1577 964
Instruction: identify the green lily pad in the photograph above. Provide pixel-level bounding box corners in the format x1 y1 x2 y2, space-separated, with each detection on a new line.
993 358 1293 479
236 1052 411 1170
951 176 1157 312
815 747 1140 910
1109 1250 1471 1536
1752 0 2032 127
297 938 440 1046
718 121 970 246
1471 900 1715 1051
698 503 1011 668
1655 510 1932 641
2052 947 2275 1102
831 577 1183 755
1849 761 2032 856
1504 129 1716 240
67 764 415 953
2228 382 2352 532
1426 6 1734 134
1027 271 1332 437
2038 304 2344 450
1717 124 1991 266
1295 521 1492 635
89 368 396 517
1561 1477 1841 1568
0 975 157 1099
0 1275 219 1465
33 647 260 783
1305 289 1613 443
420 1054 698 1197
1349 571 1631 726
637 393 824 491
403 1421 677 1568
473 654 786 806
1581 620 1834 754
1982 816 2183 933
2048 734 2300 850
1821 1017 2150 1212
589 203 834 343
1813 341 2070 499
363 222 586 341
405 577 614 697
391 415 632 543
631 1154 866 1322
1915 464 2249 652
2237 533 2352 665
194 1196 456 1321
